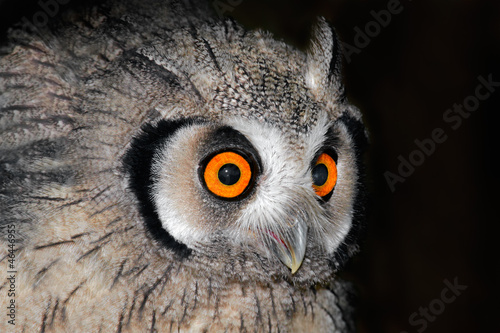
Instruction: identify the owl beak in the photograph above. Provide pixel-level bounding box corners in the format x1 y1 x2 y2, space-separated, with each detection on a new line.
268 219 307 274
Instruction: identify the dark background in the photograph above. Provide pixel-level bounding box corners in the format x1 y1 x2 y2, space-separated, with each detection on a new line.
1 0 498 332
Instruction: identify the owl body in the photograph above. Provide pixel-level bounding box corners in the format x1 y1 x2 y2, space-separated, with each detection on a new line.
0 1 366 332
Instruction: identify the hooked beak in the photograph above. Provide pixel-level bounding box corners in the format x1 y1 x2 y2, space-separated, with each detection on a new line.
267 219 307 274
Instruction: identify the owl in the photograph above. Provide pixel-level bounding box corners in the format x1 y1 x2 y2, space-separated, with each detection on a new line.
0 0 367 332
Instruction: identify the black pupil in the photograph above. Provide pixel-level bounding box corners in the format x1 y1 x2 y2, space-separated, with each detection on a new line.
312 164 328 186
218 164 241 185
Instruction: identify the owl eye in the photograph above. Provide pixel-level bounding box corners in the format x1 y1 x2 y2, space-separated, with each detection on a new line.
202 151 254 199
312 152 338 199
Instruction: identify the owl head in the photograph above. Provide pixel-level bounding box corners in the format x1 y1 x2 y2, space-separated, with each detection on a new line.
123 18 367 284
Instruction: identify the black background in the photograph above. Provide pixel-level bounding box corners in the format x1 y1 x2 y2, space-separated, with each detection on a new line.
1 0 498 332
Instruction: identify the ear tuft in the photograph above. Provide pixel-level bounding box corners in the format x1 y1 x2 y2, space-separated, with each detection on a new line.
305 17 343 101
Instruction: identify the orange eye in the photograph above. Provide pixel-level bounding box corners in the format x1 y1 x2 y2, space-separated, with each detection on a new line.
202 151 253 199
312 152 337 198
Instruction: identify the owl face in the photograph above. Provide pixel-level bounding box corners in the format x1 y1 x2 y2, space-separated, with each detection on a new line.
117 18 367 282
124 112 363 280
